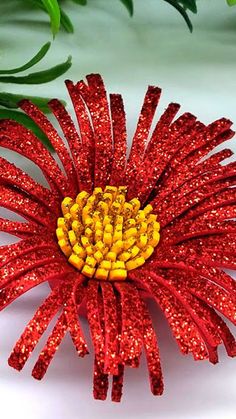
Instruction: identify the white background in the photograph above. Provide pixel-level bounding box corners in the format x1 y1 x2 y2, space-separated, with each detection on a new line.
0 0 236 418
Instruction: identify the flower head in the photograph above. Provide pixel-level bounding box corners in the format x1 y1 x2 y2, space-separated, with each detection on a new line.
0 74 235 402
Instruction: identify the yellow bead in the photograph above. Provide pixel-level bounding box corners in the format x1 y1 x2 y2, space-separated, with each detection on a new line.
135 210 145 223
73 244 86 258
95 268 109 281
82 264 95 278
105 185 117 196
58 239 72 257
112 261 125 270
85 227 93 238
148 231 160 247
70 203 79 219
97 201 109 215
93 187 103 195
68 230 77 246
104 223 113 234
113 229 123 242
85 256 97 268
118 251 131 262
95 229 103 242
103 232 112 246
103 215 112 226
141 245 154 260
147 214 157 224
123 227 137 240
111 201 121 215
57 217 67 229
129 245 140 258
76 191 89 208
106 251 117 261
71 220 82 233
111 240 123 254
115 215 124 225
138 222 147 233
136 233 148 248
100 260 112 270
109 269 127 281
143 204 153 215
69 254 84 270
95 221 103 230
123 202 133 219
81 236 90 248
129 198 140 213
86 245 94 256
124 218 136 228
61 197 73 215
123 237 136 250
126 256 145 271
84 217 93 228
103 193 113 205
56 227 66 241
94 250 103 262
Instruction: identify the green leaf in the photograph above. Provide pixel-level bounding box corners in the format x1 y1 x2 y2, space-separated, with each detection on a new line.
0 42 51 75
120 0 134 16
71 0 87 4
0 92 66 113
164 0 193 32
178 0 197 13
0 109 53 150
227 0 236 5
60 8 74 33
0 55 72 84
41 0 61 36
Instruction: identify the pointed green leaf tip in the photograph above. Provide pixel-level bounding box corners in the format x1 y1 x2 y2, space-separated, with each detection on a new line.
178 0 197 14
164 0 193 32
227 0 236 5
0 56 72 84
0 42 51 75
120 0 134 16
41 0 61 36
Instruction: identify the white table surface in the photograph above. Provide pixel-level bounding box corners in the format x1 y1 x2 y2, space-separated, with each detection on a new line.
0 1 236 418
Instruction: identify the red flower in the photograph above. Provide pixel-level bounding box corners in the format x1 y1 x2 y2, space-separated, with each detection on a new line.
0 74 235 402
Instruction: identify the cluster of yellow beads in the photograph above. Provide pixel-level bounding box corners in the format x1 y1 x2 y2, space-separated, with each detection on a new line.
56 186 160 281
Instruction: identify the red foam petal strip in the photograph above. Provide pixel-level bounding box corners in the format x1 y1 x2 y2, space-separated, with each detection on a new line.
145 102 180 155
131 272 208 360
109 94 127 186
32 312 67 380
0 185 57 227
0 262 72 311
0 234 57 268
93 356 109 401
196 205 236 222
152 256 236 295
8 286 63 371
169 119 233 169
133 113 197 203
0 218 44 238
111 364 125 403
139 298 164 396
125 86 162 184
115 282 143 367
137 271 218 363
63 276 89 357
159 148 233 202
100 282 119 375
65 80 94 177
20 100 77 191
49 99 92 192
158 163 236 215
76 74 113 187
0 157 59 210
181 274 236 325
0 248 66 285
86 281 105 364
0 121 70 196
111 294 124 402
158 178 236 226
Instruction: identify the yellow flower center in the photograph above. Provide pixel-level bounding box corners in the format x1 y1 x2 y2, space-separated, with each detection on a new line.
56 186 160 281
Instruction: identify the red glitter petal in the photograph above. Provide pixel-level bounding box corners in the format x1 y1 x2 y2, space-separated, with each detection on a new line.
20 100 77 192
8 285 63 371
49 99 93 192
0 218 45 238
115 282 143 367
139 298 164 395
32 312 67 380
109 94 127 186
0 121 71 196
